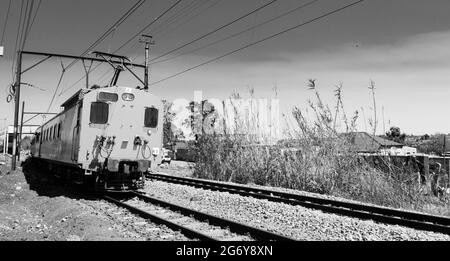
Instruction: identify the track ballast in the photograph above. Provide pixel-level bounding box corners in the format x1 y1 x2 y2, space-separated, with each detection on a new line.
103 191 295 241
146 173 450 235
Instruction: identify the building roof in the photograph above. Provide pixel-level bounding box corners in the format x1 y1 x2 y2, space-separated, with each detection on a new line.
342 132 404 152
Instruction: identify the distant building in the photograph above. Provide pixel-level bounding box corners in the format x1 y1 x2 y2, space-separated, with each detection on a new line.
380 146 417 156
342 132 404 153
0 126 14 155
0 125 38 154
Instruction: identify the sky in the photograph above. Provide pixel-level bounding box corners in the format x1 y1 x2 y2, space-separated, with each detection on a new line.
1 0 450 136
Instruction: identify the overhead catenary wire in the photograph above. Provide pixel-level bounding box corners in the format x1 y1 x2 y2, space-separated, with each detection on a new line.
11 0 26 79
155 0 224 40
25 0 42 42
58 0 183 98
64 0 147 72
151 0 214 38
20 0 35 50
112 0 183 56
17 0 29 50
149 0 365 87
90 0 206 85
151 0 322 65
46 0 148 111
95 0 222 86
150 0 205 34
8 0 38 102
46 60 66 113
149 0 279 63
11 0 40 75
1 0 13 45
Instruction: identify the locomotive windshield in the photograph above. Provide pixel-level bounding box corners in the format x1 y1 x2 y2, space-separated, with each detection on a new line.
90 102 109 124
98 92 118 102
144 107 158 128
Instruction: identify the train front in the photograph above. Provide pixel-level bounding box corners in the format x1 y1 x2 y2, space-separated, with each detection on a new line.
78 86 163 191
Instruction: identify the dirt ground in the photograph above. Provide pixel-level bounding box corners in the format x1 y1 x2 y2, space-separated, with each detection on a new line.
0 161 129 240
0 158 189 241
153 160 195 177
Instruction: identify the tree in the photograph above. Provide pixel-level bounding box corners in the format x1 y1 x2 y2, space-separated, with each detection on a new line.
184 100 219 138
162 100 184 147
420 134 430 140
385 126 406 143
415 134 448 155
20 136 31 151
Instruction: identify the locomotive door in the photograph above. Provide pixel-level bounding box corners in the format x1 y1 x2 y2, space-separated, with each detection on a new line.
71 103 82 162
71 126 80 161
38 132 42 157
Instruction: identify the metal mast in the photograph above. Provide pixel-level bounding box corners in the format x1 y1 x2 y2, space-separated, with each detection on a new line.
139 35 154 91
11 50 22 170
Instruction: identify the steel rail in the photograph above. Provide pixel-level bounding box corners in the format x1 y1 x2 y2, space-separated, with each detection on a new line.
103 194 216 241
146 173 450 235
130 191 294 241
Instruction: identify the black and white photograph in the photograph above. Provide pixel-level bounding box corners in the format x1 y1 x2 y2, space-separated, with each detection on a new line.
0 0 449 250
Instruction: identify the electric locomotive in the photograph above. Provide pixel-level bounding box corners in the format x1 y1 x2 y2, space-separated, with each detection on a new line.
29 52 164 191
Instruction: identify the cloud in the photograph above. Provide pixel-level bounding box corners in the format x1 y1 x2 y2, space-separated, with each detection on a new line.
275 30 450 72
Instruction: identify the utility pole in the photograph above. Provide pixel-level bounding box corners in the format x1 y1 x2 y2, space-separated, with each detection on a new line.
139 35 154 91
11 50 22 171
444 134 449 187
17 101 25 162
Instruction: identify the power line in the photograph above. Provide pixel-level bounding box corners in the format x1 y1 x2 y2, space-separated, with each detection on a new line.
21 0 35 49
150 0 278 63
46 0 148 111
151 0 321 65
8 0 40 102
64 0 147 72
95 0 223 85
92 0 205 83
11 0 25 78
151 0 209 37
1 0 12 45
25 0 42 42
113 0 183 55
93 0 271 80
154 0 223 40
58 0 183 98
150 0 204 34
46 61 66 113
149 0 365 87
18 0 31 50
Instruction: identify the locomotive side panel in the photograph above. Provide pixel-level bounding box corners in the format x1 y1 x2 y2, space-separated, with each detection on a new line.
30 103 80 166
59 104 80 164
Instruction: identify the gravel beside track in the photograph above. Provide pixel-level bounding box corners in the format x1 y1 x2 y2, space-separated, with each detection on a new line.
113 195 255 241
94 199 191 241
143 180 450 241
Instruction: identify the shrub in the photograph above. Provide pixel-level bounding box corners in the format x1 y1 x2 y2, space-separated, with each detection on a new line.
192 80 447 211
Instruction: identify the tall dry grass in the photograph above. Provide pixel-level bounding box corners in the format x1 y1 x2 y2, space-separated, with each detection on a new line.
192 80 449 213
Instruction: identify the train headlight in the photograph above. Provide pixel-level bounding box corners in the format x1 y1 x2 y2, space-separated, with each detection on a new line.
147 129 152 136
122 93 135 101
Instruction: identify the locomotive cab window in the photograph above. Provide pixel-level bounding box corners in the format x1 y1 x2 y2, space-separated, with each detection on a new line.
144 107 158 128
98 92 118 102
90 102 109 124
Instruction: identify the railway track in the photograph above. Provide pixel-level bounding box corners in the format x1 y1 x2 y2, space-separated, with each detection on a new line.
103 191 295 241
146 173 450 235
